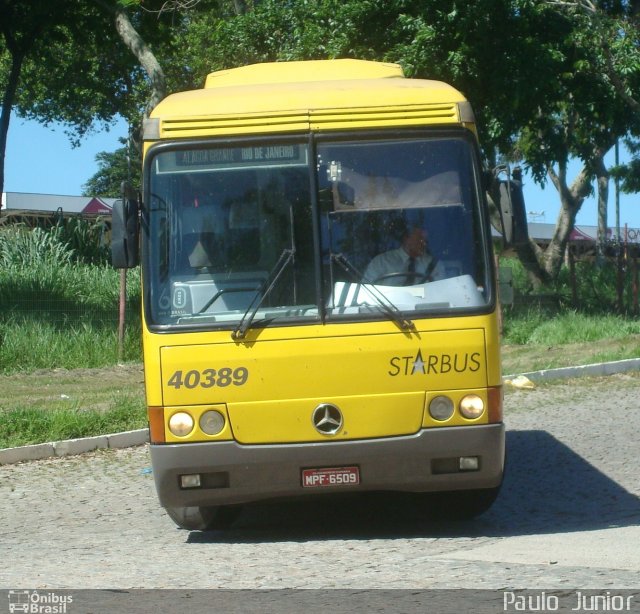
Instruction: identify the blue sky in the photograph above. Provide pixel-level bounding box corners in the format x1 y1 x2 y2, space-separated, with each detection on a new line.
4 114 639 230
4 114 129 196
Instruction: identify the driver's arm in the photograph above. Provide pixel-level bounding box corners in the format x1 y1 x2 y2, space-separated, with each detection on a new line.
363 253 384 283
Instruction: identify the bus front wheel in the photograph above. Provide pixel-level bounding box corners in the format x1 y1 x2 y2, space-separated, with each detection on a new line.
165 505 242 531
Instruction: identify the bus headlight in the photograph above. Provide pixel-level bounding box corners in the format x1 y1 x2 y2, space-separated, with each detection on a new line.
200 410 226 436
459 394 484 419
168 411 194 437
429 395 454 421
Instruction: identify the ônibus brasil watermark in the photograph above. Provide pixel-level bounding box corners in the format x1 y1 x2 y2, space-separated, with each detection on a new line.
7 591 72 614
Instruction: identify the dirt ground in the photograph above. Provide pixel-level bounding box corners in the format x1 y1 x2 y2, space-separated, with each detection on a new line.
0 363 145 412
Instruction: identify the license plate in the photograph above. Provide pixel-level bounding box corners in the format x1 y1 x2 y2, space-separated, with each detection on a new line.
301 466 360 488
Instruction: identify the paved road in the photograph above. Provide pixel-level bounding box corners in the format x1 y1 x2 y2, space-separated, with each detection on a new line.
1 374 639 604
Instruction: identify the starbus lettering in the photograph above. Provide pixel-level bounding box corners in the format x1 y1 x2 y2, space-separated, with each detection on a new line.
388 349 481 376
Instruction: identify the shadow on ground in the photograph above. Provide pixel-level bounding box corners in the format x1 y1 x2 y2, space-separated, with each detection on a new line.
187 430 640 544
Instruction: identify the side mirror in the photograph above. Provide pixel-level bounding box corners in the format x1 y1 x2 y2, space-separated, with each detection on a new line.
111 182 140 268
494 167 528 247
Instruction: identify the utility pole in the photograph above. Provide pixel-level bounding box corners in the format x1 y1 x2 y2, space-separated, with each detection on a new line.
615 141 621 240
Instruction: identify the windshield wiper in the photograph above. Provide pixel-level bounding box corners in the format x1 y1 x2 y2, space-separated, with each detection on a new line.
331 253 414 331
232 248 295 340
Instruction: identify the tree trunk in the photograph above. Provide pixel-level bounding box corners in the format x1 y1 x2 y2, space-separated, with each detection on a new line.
113 6 167 115
595 153 609 267
539 162 593 279
0 49 24 198
233 0 250 14
514 239 549 289
487 174 548 286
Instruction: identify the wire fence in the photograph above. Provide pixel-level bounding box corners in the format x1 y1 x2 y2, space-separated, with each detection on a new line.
499 245 640 317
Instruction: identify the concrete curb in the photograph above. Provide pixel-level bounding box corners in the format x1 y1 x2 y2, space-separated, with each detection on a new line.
0 428 149 466
2 357 640 466
504 357 640 383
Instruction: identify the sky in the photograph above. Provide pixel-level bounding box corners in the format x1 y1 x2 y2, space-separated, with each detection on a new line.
3 114 639 230
4 114 129 197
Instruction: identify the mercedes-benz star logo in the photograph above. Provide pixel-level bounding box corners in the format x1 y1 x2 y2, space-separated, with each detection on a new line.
312 403 343 436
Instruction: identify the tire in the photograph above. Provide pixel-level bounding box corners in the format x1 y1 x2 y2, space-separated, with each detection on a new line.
165 505 242 531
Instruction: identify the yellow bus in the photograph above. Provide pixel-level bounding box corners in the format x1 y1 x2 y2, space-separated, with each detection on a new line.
113 59 523 530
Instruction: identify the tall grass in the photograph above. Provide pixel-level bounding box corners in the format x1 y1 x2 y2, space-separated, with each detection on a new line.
0 224 141 373
500 254 638 313
0 318 141 371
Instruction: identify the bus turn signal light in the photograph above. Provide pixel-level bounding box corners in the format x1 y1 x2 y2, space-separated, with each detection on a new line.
148 406 166 443
487 386 503 423
429 396 454 421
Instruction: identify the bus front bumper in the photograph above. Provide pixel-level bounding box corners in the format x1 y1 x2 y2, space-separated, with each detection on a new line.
150 424 505 508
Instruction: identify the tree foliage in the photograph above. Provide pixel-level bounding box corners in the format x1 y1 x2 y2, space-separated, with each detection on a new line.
82 138 141 198
175 1 582 161
3 0 640 284
0 0 183 195
0 0 94 194
172 0 640 281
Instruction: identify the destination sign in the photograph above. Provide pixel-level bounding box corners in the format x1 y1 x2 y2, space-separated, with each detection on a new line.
155 144 307 174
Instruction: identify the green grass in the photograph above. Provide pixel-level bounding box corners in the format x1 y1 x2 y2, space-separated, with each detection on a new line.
0 227 141 373
0 318 141 372
501 305 640 374
0 393 146 449
502 309 640 346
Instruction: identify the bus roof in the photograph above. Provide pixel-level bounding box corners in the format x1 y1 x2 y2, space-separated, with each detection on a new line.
204 59 405 87
146 59 474 139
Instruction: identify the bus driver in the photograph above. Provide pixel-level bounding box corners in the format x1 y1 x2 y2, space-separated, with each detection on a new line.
363 226 444 286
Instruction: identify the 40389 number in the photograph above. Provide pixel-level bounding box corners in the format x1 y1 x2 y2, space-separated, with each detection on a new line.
167 367 249 390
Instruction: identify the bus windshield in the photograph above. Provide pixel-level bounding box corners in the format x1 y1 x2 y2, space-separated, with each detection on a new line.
144 134 491 330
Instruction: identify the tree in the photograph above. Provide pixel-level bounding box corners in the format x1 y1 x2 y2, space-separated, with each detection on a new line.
176 0 637 282
515 0 640 278
0 0 185 198
7 0 632 287
109 1 167 115
549 0 640 236
82 138 141 197
0 0 86 196
548 1 640 112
